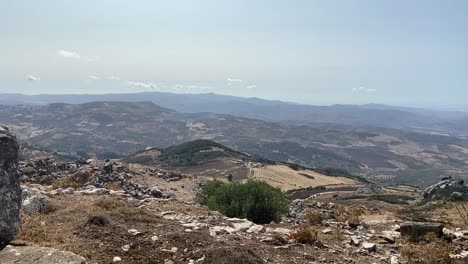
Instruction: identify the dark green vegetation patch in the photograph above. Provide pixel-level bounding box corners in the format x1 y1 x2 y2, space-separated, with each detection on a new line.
198 180 289 224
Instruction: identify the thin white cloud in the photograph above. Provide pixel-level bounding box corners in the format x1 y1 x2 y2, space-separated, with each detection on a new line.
88 75 100 80
57 50 98 61
227 78 243 83
352 86 377 93
107 76 121 81
173 84 212 91
125 81 160 89
57 50 81 59
26 75 40 81
246 85 256 89
124 80 213 92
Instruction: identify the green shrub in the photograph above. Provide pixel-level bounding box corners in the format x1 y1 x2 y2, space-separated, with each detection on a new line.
198 180 289 224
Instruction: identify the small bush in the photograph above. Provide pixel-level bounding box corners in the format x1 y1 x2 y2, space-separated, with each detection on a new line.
198 180 289 224
86 215 109 226
400 233 462 264
304 211 325 225
290 225 318 244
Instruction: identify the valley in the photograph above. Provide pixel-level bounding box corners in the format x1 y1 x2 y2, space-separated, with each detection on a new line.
1 101 467 187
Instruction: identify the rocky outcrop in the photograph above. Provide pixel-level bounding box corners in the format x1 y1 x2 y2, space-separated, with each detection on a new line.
400 222 444 242
0 126 20 245
423 177 467 201
0 245 87 264
20 158 174 200
353 183 384 196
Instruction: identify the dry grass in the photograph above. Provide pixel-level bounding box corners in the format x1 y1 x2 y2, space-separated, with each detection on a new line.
454 203 468 228
399 233 463 264
15 214 66 246
93 196 127 210
334 205 364 223
250 165 358 191
103 181 121 191
52 173 89 189
304 211 325 225
333 226 344 242
290 225 319 244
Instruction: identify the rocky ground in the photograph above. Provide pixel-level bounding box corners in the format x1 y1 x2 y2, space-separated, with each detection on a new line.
1 139 467 263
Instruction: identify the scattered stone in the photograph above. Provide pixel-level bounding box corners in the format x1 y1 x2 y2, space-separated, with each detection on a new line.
21 194 49 214
390 255 399 264
63 187 75 195
350 236 361 246
128 229 141 236
362 242 377 252
121 244 131 252
113 256 122 262
0 245 87 264
322 228 333 234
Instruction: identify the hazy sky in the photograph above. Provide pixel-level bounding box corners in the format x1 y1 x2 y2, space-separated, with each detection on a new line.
1 0 467 107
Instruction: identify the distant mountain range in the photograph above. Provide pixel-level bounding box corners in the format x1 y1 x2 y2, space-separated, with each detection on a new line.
1 92 467 132
1 100 467 187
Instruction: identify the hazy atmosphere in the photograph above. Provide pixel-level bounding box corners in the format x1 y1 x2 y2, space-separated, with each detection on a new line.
1 1 468 263
2 0 468 108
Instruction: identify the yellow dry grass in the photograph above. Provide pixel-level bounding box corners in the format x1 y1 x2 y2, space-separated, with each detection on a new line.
249 165 358 191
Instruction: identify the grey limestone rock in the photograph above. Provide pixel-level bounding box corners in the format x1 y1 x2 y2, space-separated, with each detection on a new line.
0 126 20 245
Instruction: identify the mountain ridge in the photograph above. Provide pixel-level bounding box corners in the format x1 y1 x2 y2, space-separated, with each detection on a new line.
1 92 467 131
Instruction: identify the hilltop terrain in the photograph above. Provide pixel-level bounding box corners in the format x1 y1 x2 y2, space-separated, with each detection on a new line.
6 137 468 264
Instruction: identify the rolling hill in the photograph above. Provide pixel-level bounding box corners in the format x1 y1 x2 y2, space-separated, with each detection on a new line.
124 139 361 191
1 92 467 132
1 101 468 186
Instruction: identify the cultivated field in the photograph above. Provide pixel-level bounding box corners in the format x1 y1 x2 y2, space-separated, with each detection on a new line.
249 165 359 191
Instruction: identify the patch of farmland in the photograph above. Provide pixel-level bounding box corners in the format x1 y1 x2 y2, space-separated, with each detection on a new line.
250 165 358 191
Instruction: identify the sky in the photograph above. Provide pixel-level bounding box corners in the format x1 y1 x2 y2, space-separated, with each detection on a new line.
1 0 468 108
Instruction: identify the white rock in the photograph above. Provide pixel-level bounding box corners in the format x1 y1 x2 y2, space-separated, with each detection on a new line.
128 229 141 235
79 188 110 195
231 221 254 232
209 226 235 236
113 256 122 262
121 244 130 252
247 225 264 234
390 255 399 264
22 195 49 214
362 242 376 252
322 228 333 234
63 187 75 195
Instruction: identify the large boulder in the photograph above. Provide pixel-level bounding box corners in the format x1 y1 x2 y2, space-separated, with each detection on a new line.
0 126 20 246
400 222 444 242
